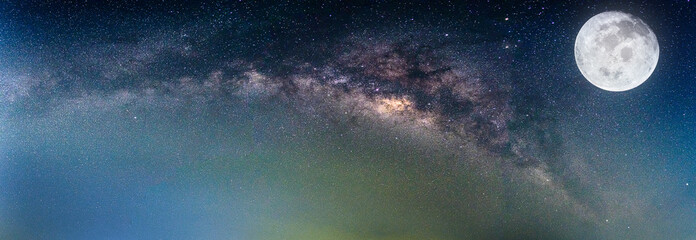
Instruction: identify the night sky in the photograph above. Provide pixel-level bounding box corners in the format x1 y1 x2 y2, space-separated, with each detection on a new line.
1 1 695 239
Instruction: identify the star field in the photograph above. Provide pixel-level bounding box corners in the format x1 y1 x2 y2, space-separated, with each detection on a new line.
1 1 696 240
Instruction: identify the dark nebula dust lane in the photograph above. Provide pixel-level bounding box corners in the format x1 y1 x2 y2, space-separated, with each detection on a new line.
1 1 695 240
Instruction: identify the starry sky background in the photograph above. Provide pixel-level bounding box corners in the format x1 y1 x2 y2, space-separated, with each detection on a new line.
0 1 695 239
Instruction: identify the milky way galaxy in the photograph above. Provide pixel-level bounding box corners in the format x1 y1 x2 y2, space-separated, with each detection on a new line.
2 1 696 240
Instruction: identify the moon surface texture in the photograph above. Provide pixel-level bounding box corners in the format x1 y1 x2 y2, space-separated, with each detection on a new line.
575 11 659 92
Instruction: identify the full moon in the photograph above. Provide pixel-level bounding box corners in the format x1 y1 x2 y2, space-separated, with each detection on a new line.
574 11 659 92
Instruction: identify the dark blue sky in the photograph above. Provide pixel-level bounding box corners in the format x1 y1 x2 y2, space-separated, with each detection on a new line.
1 1 695 239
